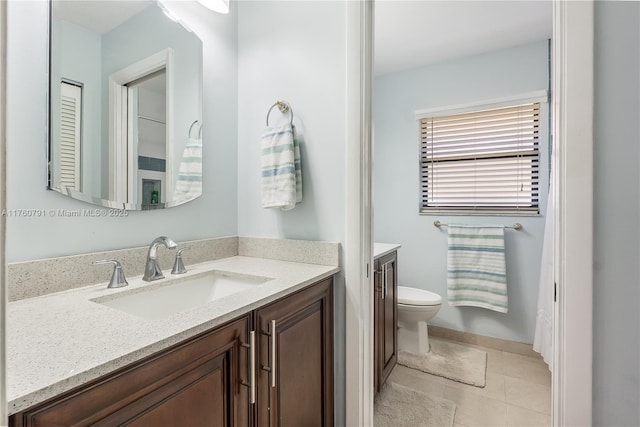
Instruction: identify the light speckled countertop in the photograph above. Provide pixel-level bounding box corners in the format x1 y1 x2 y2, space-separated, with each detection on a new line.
7 256 339 414
373 242 401 259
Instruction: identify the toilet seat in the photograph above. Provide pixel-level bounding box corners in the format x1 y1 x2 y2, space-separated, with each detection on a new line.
398 286 442 306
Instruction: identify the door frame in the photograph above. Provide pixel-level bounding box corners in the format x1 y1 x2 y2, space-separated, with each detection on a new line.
0 0 6 422
345 1 374 425
344 0 594 425
107 48 174 205
552 1 593 425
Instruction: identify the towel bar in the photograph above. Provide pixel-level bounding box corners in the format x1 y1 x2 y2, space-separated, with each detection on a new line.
266 101 294 126
433 220 522 231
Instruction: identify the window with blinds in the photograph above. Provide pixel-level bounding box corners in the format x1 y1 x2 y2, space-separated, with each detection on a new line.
419 102 540 214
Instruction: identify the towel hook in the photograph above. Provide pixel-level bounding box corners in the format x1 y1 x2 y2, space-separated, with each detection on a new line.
188 120 202 139
266 101 294 127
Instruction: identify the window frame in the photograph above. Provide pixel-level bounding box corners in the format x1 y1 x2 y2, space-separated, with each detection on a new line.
416 92 548 216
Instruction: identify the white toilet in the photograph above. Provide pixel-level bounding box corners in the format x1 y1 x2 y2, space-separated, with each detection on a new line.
397 286 442 355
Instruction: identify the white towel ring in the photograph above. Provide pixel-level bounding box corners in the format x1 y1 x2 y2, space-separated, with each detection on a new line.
266 101 294 127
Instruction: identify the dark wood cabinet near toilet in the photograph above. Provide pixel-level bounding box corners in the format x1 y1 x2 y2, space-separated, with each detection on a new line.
374 250 398 393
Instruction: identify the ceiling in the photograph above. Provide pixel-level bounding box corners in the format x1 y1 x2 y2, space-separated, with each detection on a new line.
54 0 153 34
55 0 551 75
375 0 552 76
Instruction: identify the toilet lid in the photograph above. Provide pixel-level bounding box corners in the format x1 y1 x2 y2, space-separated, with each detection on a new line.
397 286 442 306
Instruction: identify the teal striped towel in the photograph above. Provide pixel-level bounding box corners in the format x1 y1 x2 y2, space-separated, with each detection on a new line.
173 136 202 203
447 225 508 313
261 123 302 210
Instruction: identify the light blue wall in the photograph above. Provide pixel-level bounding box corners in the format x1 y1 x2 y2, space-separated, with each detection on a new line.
6 1 237 262
374 40 550 343
236 2 347 424
50 20 102 196
236 2 346 244
593 1 640 424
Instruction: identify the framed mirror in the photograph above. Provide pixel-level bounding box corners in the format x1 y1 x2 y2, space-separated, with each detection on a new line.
48 0 203 210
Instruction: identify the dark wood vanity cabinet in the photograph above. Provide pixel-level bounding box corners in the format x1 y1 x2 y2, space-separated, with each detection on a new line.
255 277 333 427
374 251 398 393
9 277 334 427
10 315 252 427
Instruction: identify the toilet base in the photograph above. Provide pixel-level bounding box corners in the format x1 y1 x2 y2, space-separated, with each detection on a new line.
398 320 431 355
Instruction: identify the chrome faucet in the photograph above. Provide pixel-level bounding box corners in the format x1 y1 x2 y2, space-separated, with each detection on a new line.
143 236 177 281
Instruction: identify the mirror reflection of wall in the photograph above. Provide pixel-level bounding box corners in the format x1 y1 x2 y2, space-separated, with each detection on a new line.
49 0 203 210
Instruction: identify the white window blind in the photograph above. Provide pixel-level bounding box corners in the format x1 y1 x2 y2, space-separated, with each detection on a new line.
59 81 82 192
420 102 540 214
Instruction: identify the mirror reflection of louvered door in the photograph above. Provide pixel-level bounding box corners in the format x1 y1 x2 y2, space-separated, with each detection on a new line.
59 81 82 192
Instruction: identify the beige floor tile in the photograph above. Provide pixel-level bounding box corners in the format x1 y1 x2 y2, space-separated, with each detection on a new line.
388 364 448 397
445 384 508 427
506 404 552 427
446 370 506 402
502 352 551 387
381 340 552 427
504 376 551 415
486 349 505 375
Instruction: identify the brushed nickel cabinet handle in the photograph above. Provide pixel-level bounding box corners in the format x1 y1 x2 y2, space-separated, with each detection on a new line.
270 320 276 388
382 264 387 300
385 263 388 298
249 331 256 403
239 331 256 404
261 320 277 388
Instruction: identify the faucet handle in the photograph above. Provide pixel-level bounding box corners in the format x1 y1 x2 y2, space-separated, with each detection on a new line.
171 247 190 275
94 260 129 289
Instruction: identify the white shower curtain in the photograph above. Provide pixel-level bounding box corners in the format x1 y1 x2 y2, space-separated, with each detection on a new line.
533 182 554 371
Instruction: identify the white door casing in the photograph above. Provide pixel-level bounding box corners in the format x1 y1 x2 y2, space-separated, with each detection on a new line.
108 48 173 206
552 1 594 425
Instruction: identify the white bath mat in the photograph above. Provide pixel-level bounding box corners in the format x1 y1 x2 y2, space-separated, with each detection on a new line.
374 381 456 427
398 338 487 387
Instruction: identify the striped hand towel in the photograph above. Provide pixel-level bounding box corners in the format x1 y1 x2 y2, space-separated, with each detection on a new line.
173 136 202 203
447 225 508 313
261 123 302 210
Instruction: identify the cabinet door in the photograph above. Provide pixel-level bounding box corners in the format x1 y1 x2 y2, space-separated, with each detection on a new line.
375 252 397 392
10 315 252 427
255 277 334 427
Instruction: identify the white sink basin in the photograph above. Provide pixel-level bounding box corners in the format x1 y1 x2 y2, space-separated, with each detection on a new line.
95 271 272 320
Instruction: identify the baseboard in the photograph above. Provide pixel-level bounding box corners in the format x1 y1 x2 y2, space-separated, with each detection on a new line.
429 325 542 359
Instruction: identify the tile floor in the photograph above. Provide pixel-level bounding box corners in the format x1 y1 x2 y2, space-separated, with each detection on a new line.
388 337 552 427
